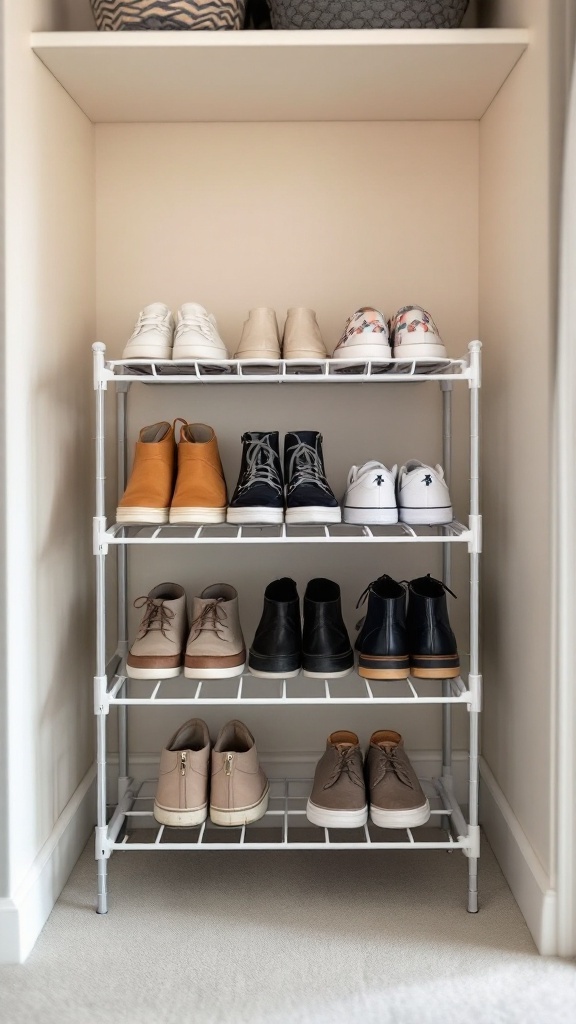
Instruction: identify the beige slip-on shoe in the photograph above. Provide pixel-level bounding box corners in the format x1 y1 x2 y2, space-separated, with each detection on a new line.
210 720 269 826
282 307 327 360
184 584 246 679
154 719 211 827
234 307 281 361
126 582 187 679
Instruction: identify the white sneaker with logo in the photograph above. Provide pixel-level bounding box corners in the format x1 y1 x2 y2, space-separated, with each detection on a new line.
172 303 229 361
122 302 174 360
397 461 453 526
332 308 392 361
343 461 398 525
390 306 447 360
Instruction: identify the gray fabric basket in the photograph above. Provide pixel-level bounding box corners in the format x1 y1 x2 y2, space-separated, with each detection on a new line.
90 0 246 31
268 0 469 30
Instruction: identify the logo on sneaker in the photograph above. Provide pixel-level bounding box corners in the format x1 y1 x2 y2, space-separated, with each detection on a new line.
422 474 433 486
375 475 384 486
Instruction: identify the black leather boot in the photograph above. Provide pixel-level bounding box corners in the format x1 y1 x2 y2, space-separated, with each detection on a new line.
227 431 284 525
407 574 459 678
355 575 409 679
284 431 340 525
249 578 301 678
302 578 354 678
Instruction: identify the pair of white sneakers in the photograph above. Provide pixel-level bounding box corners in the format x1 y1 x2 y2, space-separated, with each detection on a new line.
343 460 453 526
122 302 228 361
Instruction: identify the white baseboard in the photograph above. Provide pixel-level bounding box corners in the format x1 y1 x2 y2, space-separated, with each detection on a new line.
0 764 96 964
479 757 557 955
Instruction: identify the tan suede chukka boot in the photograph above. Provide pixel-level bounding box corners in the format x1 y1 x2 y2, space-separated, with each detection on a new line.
306 731 368 828
366 730 430 829
234 308 281 361
283 308 327 360
126 583 187 679
154 718 211 827
169 422 227 524
185 584 246 679
117 421 175 524
210 720 269 826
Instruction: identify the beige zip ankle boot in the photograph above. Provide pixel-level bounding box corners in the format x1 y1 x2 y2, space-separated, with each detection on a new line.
282 308 327 360
154 719 211 827
210 720 269 826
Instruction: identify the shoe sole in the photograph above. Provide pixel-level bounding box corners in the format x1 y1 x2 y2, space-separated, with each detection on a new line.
210 785 270 826
184 662 246 679
126 664 183 680
117 507 169 525
169 507 227 524
121 347 173 360
393 344 447 359
410 655 460 679
153 803 208 827
370 800 430 829
358 655 410 680
249 666 301 679
331 343 391 361
398 507 453 526
343 506 398 525
233 350 281 361
302 667 354 679
285 507 341 525
172 345 228 360
226 507 284 525
306 800 368 828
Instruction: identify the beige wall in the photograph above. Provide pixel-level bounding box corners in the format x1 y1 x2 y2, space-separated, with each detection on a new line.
478 0 571 878
2 0 95 894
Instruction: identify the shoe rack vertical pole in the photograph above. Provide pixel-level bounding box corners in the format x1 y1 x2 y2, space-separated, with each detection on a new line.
93 344 108 915
468 341 482 913
441 381 453 810
117 384 129 799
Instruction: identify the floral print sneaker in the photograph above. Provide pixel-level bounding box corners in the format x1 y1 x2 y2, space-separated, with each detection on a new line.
332 307 392 361
389 306 447 359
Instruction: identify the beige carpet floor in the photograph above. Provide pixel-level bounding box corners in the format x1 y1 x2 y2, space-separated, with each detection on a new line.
2 835 576 1024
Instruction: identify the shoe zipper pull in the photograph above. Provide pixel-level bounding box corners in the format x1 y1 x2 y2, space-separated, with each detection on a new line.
180 752 186 776
225 753 233 776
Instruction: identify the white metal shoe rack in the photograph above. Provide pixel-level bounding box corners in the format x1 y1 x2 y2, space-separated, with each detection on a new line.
92 341 482 915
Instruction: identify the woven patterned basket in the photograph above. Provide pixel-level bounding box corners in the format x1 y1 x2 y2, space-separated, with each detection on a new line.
268 0 469 30
90 0 246 31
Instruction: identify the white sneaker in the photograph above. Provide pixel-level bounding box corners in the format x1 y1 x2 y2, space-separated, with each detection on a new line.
390 306 447 360
122 302 174 360
397 461 453 526
343 461 398 525
172 303 229 361
332 308 391 361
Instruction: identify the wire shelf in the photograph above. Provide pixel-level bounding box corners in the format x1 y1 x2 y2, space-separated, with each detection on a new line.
106 670 471 707
101 354 473 386
102 520 471 546
111 778 469 853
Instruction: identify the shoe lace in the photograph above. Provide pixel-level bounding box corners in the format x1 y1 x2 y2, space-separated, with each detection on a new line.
188 599 228 643
175 311 215 342
135 311 168 335
355 574 405 610
403 574 457 600
371 746 413 790
133 596 175 641
324 747 364 790
287 441 331 495
238 436 282 495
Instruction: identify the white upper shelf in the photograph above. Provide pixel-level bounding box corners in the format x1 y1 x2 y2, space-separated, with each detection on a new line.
31 29 529 124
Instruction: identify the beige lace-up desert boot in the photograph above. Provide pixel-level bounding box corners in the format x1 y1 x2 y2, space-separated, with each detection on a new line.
234 308 281 361
282 308 327 360
126 582 187 679
154 718 211 827
184 584 246 679
169 422 227 524
210 720 269 826
116 421 175 524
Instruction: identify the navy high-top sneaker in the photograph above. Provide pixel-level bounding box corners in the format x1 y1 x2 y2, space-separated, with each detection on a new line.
284 430 341 525
227 431 284 525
